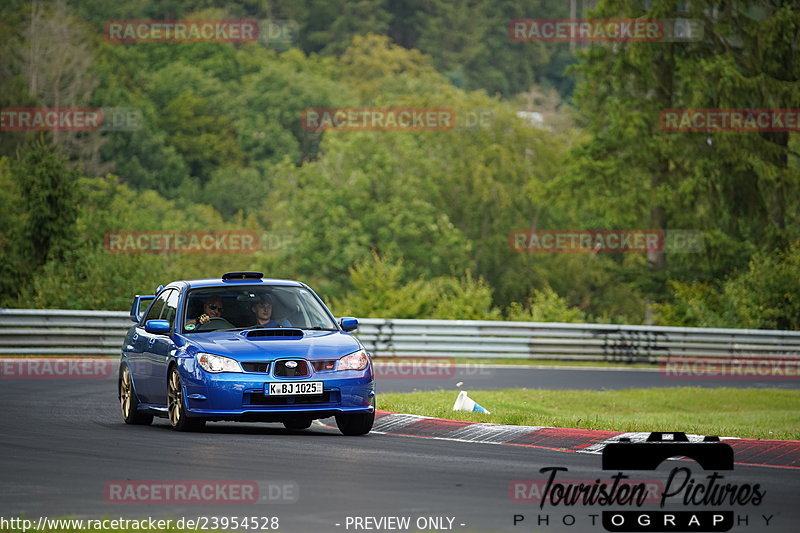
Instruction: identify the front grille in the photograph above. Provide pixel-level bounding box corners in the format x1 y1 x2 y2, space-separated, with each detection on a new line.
311 360 337 372
244 391 335 405
273 359 310 377
242 362 270 373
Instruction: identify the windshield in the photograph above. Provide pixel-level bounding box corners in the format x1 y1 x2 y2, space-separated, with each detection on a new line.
182 285 338 334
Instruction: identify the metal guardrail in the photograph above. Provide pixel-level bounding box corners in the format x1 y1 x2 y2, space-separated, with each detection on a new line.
1 308 799 362
354 319 800 362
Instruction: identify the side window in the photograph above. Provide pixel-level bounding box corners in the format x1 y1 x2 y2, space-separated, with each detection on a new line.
161 289 180 328
143 290 169 323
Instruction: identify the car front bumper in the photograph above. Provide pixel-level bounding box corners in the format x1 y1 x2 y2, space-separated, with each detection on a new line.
179 358 375 420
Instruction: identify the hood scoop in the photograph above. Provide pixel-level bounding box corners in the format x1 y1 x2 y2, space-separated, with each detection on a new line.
244 328 304 339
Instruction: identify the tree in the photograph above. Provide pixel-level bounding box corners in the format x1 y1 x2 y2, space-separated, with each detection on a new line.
656 241 800 330
561 0 800 323
0 157 27 301
322 0 392 55
338 33 448 101
16 174 275 310
261 132 474 300
14 0 107 172
13 139 80 267
506 286 587 323
332 252 500 319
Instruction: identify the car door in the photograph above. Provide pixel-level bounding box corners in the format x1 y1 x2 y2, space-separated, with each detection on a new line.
146 288 180 406
135 290 169 404
123 297 154 379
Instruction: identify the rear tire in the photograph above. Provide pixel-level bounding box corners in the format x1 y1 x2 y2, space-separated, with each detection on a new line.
335 409 374 436
167 367 205 432
119 365 153 425
283 418 313 430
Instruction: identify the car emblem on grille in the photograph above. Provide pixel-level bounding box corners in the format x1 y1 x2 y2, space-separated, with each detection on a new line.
285 361 298 368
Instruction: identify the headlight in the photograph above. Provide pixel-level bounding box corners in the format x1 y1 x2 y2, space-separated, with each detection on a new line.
196 352 242 373
337 349 369 371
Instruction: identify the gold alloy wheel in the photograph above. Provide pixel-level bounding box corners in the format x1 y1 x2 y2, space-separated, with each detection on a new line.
168 368 182 426
120 367 132 418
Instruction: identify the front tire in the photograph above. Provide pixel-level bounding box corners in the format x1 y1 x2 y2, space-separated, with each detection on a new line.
120 365 153 425
335 409 374 436
167 367 205 432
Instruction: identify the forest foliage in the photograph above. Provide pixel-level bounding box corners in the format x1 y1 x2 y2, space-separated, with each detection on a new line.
0 0 797 329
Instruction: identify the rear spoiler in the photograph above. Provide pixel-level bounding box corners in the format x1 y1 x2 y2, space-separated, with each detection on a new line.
129 295 155 323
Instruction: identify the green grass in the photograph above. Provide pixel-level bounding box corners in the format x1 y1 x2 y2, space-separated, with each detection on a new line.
378 387 800 440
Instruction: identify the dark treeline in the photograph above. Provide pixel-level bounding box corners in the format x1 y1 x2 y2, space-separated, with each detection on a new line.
0 0 797 329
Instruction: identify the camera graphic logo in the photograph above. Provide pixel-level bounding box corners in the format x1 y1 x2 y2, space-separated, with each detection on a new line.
600 432 735 532
603 432 733 471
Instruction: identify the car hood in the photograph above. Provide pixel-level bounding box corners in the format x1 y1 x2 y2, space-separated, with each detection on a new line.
180 329 362 361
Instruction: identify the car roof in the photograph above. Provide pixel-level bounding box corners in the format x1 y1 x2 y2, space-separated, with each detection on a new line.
166 277 305 290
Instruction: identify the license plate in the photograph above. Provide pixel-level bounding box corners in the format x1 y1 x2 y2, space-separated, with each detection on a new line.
266 381 323 396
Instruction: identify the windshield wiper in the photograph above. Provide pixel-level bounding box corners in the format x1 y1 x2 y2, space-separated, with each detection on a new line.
300 327 338 331
229 325 284 330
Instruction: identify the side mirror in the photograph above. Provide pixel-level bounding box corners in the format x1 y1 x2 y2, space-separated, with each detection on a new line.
339 317 358 332
144 319 171 335
130 295 155 322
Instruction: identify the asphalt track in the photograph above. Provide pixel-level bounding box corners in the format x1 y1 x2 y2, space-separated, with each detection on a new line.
0 367 798 533
372 363 800 392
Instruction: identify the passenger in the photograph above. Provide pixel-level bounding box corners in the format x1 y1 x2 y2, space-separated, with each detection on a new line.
251 294 291 328
185 296 224 329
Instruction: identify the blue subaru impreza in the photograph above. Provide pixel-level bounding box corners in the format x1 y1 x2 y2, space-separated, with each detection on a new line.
118 271 375 435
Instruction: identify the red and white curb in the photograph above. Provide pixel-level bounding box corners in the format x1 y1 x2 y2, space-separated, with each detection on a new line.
370 411 800 469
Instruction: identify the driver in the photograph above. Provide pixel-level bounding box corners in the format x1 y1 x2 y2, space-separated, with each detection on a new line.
185 296 224 329
251 294 291 328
